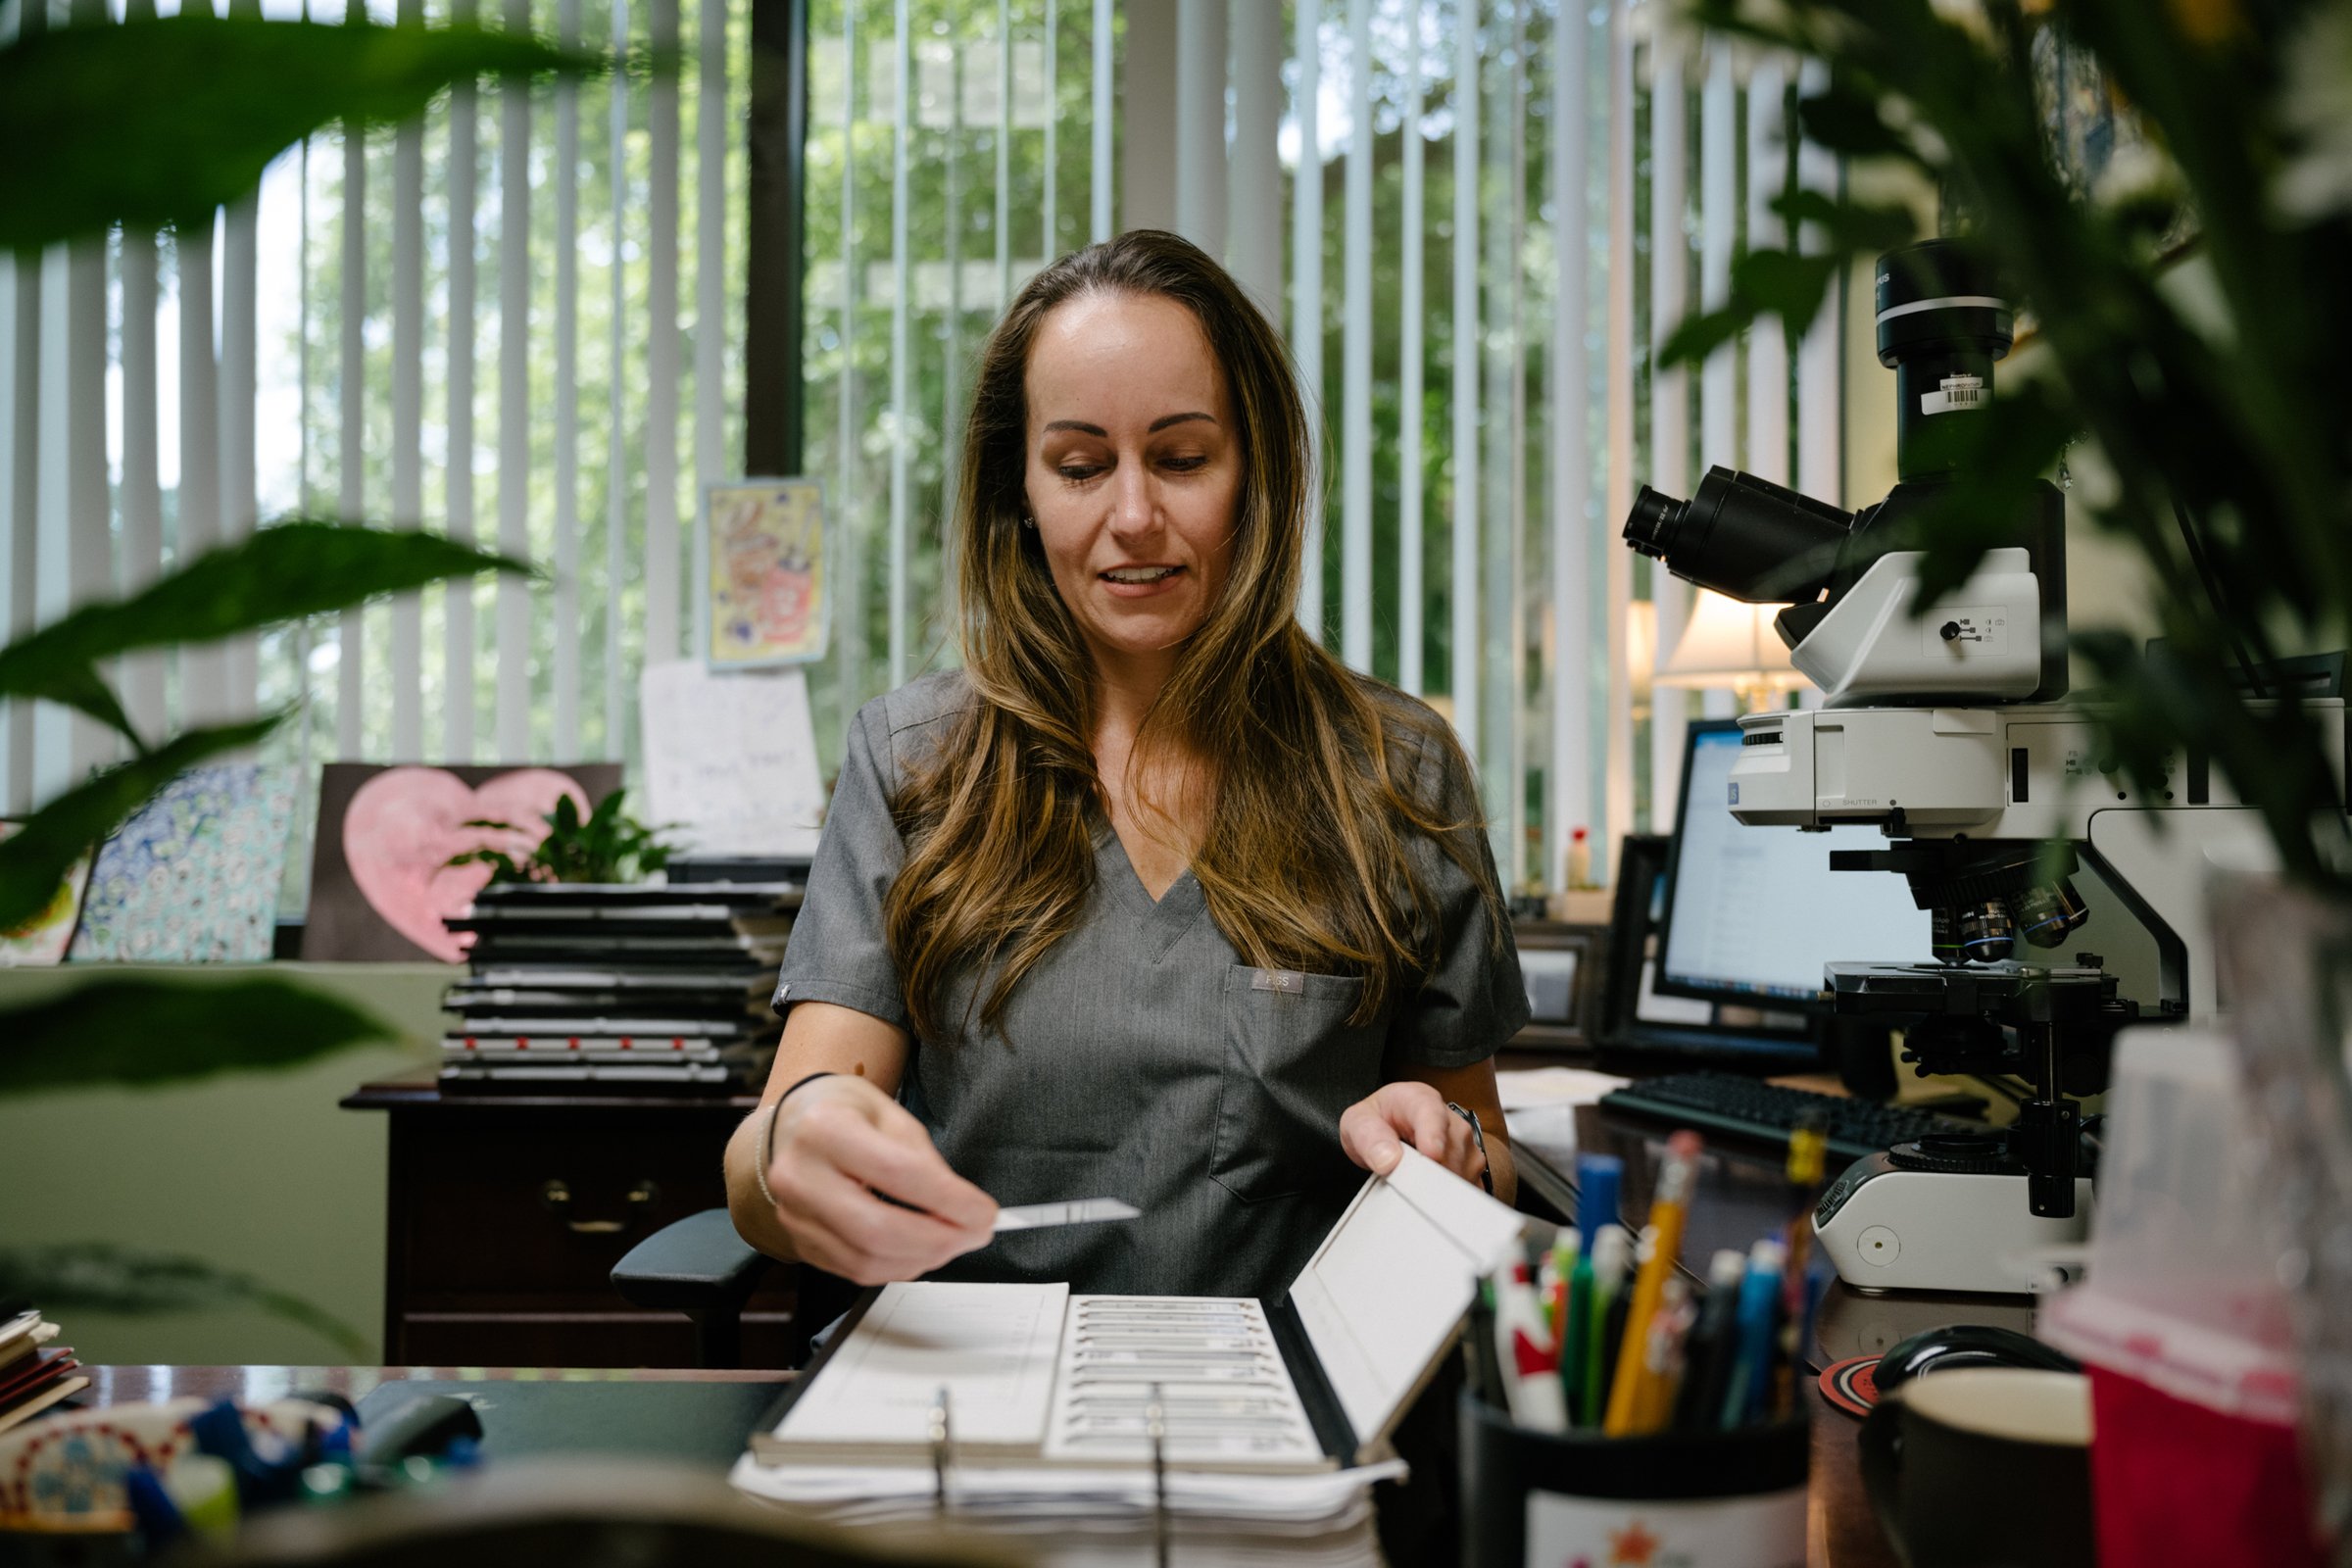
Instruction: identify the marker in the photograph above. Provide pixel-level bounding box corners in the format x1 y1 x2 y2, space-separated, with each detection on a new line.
1547 1233 1581 1348
1575 1153 1624 1255
1720 1238 1787 1431
1581 1225 1632 1427
1675 1248 1749 1432
1559 1241 1596 1424
1605 1131 1703 1435
1496 1260 1568 1433
1777 1122 1831 1418
1467 1278 1504 1409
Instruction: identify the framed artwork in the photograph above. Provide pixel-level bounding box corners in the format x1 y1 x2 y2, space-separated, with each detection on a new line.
704 478 827 666
0 823 94 967
301 761 621 963
68 764 295 963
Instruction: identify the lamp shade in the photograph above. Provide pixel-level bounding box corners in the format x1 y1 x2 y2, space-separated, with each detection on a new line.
1654 590 1808 692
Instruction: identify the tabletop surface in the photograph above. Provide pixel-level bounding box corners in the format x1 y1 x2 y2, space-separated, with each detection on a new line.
76 1094 2053 1568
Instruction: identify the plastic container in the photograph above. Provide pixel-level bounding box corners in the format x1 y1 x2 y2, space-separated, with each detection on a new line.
2038 1026 2327 1568
1459 1395 1808 1568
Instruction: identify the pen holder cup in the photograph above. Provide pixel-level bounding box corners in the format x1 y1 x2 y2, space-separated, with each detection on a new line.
1459 1395 1810 1568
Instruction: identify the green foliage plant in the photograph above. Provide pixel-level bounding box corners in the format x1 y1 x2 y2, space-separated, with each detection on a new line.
1661 0 2352 894
449 788 681 885
0 8 644 1347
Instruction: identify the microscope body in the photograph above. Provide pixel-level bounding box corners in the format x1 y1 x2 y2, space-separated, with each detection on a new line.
1732 686 2339 1294
1620 239 2345 1295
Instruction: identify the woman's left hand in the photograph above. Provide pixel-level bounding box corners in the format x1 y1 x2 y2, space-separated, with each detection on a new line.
1339 1082 1487 1189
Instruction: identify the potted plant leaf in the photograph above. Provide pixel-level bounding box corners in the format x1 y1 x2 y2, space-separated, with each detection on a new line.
0 10 621 1344
1663 0 2352 1549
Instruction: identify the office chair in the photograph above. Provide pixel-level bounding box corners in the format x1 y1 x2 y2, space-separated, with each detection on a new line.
610 1210 859 1370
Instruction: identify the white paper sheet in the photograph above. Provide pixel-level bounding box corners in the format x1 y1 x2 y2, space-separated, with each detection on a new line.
1496 1066 1631 1160
638 661 825 857
1494 1066 1631 1110
769 1282 1069 1449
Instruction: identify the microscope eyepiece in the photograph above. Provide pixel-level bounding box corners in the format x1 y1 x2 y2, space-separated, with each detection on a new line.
1616 467 1856 608
1624 486 1686 561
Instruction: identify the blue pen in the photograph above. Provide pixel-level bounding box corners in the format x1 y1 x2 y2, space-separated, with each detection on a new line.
1718 1239 1786 1431
1575 1153 1623 1255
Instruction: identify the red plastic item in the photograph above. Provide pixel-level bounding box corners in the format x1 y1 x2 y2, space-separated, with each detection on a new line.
2083 1366 2326 1568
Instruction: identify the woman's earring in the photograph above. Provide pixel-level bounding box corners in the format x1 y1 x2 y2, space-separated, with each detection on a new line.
1018 514 1037 529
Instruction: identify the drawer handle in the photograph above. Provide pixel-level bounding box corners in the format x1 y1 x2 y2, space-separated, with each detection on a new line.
540 1179 660 1234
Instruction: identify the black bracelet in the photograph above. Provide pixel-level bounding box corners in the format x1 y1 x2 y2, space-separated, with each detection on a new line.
1446 1101 1495 1194
779 1069 838 1103
754 1072 839 1209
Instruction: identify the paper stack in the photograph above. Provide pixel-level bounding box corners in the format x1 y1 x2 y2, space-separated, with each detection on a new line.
0 1309 84 1435
727 1452 1393 1567
437 878 801 1091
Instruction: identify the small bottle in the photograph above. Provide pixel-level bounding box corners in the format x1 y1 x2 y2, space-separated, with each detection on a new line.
1565 825 1592 890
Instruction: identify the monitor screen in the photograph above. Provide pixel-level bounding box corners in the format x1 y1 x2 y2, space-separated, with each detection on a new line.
1657 720 1934 1006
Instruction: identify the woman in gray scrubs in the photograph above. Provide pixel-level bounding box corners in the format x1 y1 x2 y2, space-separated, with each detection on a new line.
724 230 1528 1301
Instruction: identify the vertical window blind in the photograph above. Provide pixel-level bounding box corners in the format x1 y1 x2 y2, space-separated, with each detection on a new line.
0 0 1840 906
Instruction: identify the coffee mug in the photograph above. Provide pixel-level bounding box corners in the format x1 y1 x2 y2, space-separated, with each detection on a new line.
1858 1366 2096 1568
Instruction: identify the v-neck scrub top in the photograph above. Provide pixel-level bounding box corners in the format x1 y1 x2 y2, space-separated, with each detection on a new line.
771 669 1530 1299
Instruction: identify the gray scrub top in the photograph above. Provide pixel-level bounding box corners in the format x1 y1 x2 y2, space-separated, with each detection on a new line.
772 669 1529 1298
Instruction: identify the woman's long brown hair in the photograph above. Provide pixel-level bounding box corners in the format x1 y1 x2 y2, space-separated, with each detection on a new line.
882 229 1498 1041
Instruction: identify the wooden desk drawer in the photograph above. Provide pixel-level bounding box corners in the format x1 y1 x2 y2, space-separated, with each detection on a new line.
389 1102 743 1298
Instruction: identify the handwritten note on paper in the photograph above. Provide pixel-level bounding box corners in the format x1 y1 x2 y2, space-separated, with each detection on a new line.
639 661 826 858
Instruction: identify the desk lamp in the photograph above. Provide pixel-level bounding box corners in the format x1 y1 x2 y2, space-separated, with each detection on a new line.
1652 589 1808 710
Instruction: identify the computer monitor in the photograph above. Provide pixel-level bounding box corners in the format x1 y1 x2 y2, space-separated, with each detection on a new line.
1655 718 1933 1008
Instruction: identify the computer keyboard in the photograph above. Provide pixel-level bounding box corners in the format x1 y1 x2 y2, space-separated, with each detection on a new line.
1597 1071 1980 1164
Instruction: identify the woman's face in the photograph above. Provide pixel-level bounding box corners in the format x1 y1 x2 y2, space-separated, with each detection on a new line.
1022 290 1242 684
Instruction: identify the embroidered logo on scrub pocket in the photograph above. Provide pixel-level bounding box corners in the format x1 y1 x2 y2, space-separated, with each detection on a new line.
1250 969 1306 995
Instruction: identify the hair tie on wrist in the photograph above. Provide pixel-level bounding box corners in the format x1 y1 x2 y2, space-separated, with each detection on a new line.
754 1071 839 1209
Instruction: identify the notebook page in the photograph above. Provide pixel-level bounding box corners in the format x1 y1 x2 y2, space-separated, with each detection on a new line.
1039 1295 1323 1466
770 1281 1070 1448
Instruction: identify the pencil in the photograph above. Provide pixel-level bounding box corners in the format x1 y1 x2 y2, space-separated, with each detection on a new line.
1604 1130 1702 1435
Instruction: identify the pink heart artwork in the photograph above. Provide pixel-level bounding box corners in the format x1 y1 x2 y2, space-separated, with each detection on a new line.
342 766 590 963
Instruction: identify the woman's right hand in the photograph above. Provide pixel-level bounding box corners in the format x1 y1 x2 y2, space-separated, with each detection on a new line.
760 1074 999 1285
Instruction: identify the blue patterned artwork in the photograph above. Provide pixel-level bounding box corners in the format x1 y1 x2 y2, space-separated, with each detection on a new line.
69 764 295 963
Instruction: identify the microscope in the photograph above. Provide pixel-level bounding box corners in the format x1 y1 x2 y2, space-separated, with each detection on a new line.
1622 240 2346 1294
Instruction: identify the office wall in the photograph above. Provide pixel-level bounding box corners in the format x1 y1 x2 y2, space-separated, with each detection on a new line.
0 963 445 1366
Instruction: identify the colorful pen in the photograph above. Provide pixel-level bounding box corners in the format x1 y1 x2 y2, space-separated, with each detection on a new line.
1605 1130 1703 1435
1719 1238 1787 1431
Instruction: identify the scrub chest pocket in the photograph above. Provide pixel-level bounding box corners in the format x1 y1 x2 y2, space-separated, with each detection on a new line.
1210 964 1386 1202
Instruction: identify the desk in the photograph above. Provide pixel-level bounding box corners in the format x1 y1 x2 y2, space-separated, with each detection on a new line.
78 1354 1911 1566
342 1082 799 1366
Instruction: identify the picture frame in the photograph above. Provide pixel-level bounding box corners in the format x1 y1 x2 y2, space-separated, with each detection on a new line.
701 477 829 667
1504 919 1609 1054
